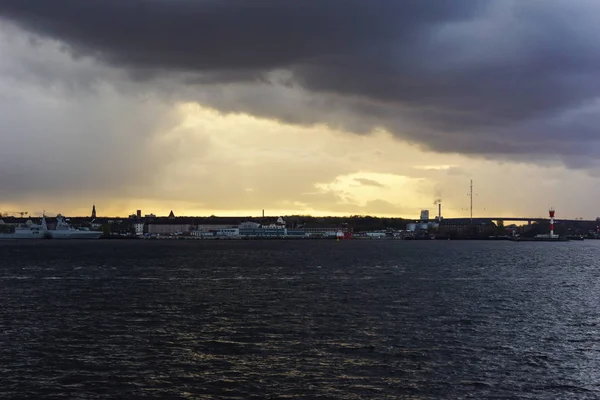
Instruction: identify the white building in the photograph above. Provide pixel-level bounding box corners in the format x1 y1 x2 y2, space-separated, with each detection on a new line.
239 221 261 229
215 228 240 237
366 231 387 237
133 222 144 236
191 230 215 237
196 224 237 232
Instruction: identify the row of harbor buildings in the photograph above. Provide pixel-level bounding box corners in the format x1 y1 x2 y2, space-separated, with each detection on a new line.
144 218 353 239
105 210 354 238
0 206 537 239
120 209 498 239
0 206 502 239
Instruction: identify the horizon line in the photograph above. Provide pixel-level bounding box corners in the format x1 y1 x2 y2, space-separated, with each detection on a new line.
3 213 596 222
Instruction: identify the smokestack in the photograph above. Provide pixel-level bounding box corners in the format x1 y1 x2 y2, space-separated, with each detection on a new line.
438 203 442 221
262 209 265 218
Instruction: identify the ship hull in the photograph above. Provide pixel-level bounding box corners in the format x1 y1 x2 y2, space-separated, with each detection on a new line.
0 231 102 240
0 233 49 239
0 214 101 240
50 231 103 239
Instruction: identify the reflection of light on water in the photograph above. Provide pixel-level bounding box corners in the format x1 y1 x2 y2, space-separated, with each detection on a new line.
3 241 600 398
0 276 34 279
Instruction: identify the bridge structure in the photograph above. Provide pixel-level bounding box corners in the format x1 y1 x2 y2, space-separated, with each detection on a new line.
426 181 598 226
430 217 598 225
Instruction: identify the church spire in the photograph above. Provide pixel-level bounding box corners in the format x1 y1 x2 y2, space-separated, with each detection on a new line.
91 204 97 219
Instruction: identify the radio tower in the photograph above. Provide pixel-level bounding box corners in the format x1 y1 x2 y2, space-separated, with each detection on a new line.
470 180 473 224
467 179 474 225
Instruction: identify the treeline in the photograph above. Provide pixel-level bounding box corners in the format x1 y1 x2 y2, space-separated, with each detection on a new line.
97 214 412 233
152 214 413 231
283 215 410 231
521 220 597 237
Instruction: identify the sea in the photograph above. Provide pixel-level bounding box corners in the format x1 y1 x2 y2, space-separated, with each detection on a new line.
1 239 600 399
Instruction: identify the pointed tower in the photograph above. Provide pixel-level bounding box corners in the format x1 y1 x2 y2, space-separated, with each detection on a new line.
168 210 175 219
91 204 97 219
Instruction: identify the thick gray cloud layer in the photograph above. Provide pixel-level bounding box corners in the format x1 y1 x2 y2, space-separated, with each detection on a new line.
1 0 600 162
0 1 479 70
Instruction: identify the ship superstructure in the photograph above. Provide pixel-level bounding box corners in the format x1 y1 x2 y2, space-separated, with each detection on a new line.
50 214 102 239
0 217 50 239
0 213 101 239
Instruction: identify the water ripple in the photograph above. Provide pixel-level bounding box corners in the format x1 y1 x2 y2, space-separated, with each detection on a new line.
1 240 600 398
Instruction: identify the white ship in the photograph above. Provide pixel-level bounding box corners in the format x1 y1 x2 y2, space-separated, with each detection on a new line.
0 214 102 240
50 215 102 239
0 217 50 239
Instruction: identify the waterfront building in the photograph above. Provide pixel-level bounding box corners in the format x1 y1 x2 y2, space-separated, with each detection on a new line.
439 218 496 237
215 228 240 236
132 219 145 236
297 224 352 237
239 221 261 229
366 231 387 238
190 230 215 237
196 224 238 231
285 229 308 237
147 217 195 235
239 227 286 237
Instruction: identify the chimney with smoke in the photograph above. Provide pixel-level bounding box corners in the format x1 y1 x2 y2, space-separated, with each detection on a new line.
434 197 442 221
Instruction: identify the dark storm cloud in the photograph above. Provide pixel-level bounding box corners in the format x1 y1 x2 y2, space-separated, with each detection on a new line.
2 0 600 160
0 0 480 71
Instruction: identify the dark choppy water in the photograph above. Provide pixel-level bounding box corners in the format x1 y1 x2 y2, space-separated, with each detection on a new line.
1 240 600 399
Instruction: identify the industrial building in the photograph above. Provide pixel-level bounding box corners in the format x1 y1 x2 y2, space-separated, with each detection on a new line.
438 218 497 237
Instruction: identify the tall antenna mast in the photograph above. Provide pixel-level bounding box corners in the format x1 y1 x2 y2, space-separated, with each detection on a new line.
467 179 474 226
470 180 473 224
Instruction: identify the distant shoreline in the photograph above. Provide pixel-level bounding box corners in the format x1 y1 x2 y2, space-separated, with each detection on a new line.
97 235 588 242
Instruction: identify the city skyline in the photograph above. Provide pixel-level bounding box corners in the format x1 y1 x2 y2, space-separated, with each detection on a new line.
3 190 595 222
2 2 600 219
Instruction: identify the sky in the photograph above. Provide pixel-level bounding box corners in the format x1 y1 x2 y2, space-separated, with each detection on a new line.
1 0 600 219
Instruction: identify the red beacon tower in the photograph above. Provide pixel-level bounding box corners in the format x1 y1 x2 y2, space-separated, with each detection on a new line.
549 208 556 237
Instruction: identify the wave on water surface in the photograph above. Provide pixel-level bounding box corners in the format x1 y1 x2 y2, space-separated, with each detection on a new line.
1 240 600 398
